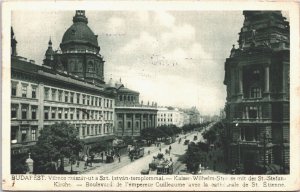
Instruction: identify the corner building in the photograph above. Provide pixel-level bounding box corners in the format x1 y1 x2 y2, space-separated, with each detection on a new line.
223 11 289 173
11 11 115 156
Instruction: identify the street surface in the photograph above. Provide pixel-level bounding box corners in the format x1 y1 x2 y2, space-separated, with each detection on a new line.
82 123 226 175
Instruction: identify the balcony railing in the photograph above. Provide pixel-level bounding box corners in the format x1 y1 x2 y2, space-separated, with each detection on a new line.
115 102 157 109
233 118 271 123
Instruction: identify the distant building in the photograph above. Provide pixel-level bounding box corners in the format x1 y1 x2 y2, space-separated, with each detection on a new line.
183 107 201 125
114 79 158 137
157 107 183 127
11 11 115 156
224 11 289 173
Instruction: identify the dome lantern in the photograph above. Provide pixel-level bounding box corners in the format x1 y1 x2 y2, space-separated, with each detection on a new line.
73 10 88 24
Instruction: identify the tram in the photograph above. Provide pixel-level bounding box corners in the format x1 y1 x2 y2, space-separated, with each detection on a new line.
157 160 173 175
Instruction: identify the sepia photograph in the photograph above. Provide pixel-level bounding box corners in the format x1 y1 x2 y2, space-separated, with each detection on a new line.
2 1 300 191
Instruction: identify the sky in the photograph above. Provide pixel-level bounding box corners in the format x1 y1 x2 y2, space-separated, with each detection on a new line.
12 10 245 116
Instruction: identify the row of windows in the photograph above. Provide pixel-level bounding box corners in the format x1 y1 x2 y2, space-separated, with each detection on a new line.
11 105 37 120
11 81 114 109
158 113 173 117
11 126 37 143
242 105 262 119
44 108 113 121
118 94 137 102
11 82 37 99
79 123 113 137
44 87 113 108
11 123 113 144
11 104 113 121
158 118 173 122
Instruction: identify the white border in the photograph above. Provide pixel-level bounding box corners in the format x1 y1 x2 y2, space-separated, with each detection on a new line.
2 1 300 191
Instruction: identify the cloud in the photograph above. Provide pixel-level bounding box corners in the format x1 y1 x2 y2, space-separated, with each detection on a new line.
12 10 245 115
154 11 175 28
105 17 125 34
120 32 157 54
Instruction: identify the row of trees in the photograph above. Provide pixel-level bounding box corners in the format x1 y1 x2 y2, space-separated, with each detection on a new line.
182 122 211 133
184 121 226 173
140 125 181 145
202 121 225 146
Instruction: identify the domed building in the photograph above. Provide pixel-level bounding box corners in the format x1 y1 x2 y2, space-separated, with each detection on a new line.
44 10 105 84
10 11 116 172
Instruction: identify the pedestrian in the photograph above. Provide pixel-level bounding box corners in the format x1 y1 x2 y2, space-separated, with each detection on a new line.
118 154 121 163
84 155 88 169
159 147 161 152
101 152 104 163
148 150 150 155
169 145 172 151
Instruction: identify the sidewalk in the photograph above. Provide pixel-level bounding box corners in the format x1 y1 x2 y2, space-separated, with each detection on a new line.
64 144 165 174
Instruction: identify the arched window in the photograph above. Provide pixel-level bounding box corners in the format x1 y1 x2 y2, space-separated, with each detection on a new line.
87 61 94 72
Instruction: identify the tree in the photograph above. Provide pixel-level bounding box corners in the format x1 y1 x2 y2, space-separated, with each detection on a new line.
141 127 159 145
184 141 209 173
11 152 28 174
185 142 202 173
31 122 83 174
203 129 217 145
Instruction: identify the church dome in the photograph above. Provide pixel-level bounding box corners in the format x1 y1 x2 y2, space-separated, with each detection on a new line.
61 10 99 49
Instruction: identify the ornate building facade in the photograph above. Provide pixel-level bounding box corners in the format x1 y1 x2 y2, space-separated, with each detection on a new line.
11 11 115 156
157 107 184 127
113 79 158 137
224 11 290 173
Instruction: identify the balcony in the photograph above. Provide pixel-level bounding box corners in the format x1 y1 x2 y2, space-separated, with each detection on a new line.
233 118 271 124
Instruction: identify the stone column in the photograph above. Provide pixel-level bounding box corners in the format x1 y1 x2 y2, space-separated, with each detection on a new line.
28 126 32 142
141 114 144 131
49 88 52 101
147 114 150 128
132 113 135 137
49 107 52 120
79 124 83 137
246 106 249 119
62 108 65 120
239 125 242 141
123 113 126 136
17 103 21 120
154 114 157 128
252 127 256 142
265 66 270 93
151 115 155 127
282 63 287 96
259 106 262 120
238 67 243 97
17 82 21 97
38 83 44 138
17 126 21 143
